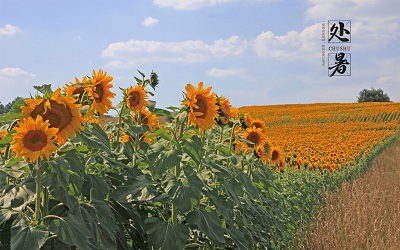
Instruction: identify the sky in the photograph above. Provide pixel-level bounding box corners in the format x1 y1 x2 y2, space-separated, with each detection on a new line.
0 0 399 113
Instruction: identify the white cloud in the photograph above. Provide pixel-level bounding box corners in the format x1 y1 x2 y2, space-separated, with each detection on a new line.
142 17 159 26
0 68 36 102
0 68 35 79
206 67 247 77
0 24 21 37
102 36 246 68
152 0 235 10
253 23 321 60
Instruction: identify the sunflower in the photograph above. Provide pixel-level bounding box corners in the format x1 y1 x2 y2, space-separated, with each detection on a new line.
87 69 116 116
120 131 152 144
270 147 283 164
21 89 84 145
11 116 58 162
120 131 131 143
125 85 148 112
63 76 90 105
0 130 8 140
255 144 268 161
182 82 218 131
133 107 160 131
240 113 253 129
217 96 232 125
251 119 266 132
242 127 267 149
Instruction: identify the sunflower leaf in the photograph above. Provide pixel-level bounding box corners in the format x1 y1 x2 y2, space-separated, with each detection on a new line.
164 173 203 213
11 218 49 250
78 124 111 154
145 217 189 250
186 210 225 244
33 84 53 97
0 112 21 123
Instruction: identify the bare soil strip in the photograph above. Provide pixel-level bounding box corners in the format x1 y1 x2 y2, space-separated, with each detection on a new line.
297 139 400 250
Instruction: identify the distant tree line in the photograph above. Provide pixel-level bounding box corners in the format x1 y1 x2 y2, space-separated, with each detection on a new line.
357 88 391 103
0 97 24 114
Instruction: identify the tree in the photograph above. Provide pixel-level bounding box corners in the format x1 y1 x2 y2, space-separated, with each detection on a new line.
0 97 24 114
357 88 391 103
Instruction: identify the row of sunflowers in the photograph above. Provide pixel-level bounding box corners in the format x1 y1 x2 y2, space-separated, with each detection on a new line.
4 69 283 168
0 69 295 249
240 102 400 172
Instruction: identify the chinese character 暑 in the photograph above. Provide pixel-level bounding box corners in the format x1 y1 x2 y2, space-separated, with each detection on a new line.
328 52 350 77
328 20 351 43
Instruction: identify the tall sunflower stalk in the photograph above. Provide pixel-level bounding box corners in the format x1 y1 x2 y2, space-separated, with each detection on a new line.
10 116 59 223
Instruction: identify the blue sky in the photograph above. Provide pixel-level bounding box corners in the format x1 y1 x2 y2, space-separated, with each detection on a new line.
1 0 399 112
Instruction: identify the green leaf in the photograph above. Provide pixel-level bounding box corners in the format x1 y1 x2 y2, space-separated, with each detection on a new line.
226 227 251 250
111 174 156 202
11 218 49 250
82 174 111 201
9 98 25 113
182 136 204 165
149 149 181 178
78 124 111 154
165 173 203 213
151 108 171 117
42 158 71 197
0 131 13 147
80 201 117 250
137 69 146 79
0 112 20 122
49 209 89 250
151 127 171 141
204 190 232 221
0 158 28 179
186 210 225 244
33 84 53 96
145 217 189 250
1 180 35 212
237 172 259 199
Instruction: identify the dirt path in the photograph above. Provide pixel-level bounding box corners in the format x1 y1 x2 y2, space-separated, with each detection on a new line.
297 139 400 250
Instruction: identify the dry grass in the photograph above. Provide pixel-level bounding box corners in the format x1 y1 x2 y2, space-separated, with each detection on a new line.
296 139 400 250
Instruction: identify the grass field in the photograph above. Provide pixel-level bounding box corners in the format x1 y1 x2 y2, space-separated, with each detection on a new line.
296 138 400 249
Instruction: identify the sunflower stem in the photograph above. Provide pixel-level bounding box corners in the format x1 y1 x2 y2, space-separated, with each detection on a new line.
229 122 240 152
171 120 185 225
35 159 42 222
116 105 125 143
42 187 49 218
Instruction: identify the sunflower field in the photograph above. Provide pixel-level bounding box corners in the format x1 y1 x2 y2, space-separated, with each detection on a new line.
0 69 399 250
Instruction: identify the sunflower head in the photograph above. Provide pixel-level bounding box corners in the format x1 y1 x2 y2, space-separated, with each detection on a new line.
242 127 267 149
182 82 218 131
216 96 232 125
125 85 148 112
87 69 116 117
270 147 283 164
63 76 90 105
21 88 84 145
239 113 253 129
251 119 266 132
132 107 160 131
11 116 58 162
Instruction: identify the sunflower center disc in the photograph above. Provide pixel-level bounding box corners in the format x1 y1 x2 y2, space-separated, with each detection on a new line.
32 100 73 131
23 130 47 151
129 92 140 107
95 84 104 102
194 97 207 119
247 132 260 147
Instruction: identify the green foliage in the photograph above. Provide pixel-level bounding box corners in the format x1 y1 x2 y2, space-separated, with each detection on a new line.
357 87 391 102
0 97 24 115
1 71 398 250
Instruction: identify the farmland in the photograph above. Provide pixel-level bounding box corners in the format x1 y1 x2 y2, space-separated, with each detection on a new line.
240 102 400 172
0 69 399 249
